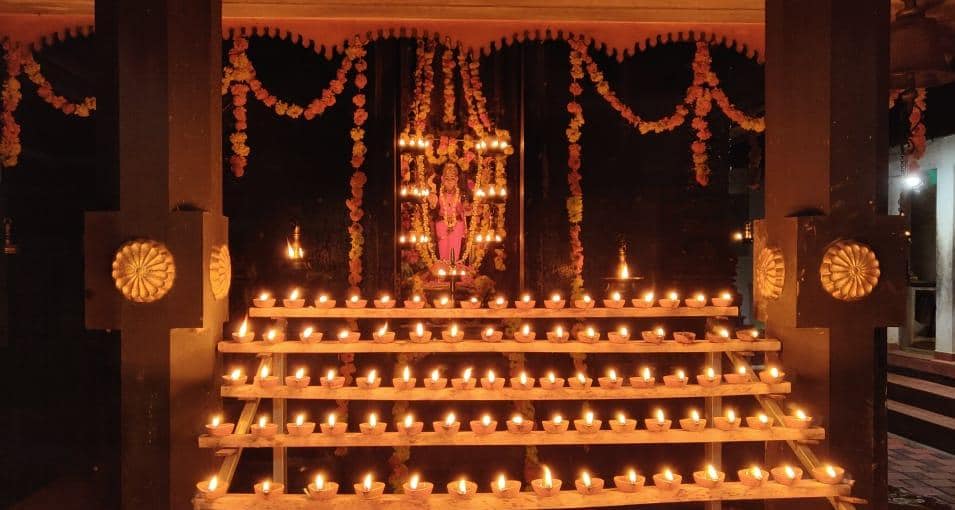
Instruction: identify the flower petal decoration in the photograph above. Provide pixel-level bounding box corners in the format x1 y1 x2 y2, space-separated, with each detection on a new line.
209 244 231 300
111 239 176 303
755 246 784 300
820 240 880 301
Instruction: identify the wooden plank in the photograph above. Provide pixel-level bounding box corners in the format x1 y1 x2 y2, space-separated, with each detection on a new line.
219 339 780 354
247 306 738 319
221 382 792 401
192 481 849 510
198 426 825 448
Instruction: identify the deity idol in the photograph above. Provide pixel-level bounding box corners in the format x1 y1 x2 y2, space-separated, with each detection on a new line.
428 163 468 261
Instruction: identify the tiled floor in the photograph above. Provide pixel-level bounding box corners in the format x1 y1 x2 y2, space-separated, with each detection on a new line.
889 433 955 507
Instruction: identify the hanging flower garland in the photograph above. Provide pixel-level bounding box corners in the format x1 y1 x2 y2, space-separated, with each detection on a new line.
1 42 23 168
903 88 927 172
566 42 586 297
441 45 456 125
410 40 436 136
346 39 369 292
21 51 96 117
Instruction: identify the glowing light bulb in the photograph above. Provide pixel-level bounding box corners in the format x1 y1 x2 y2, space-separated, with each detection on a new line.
463 367 472 382
655 409 665 424
582 471 592 488
497 474 507 491
543 465 553 488
445 412 456 427
784 465 796 479
409 474 420 490
369 413 378 427
208 475 219 491
642 367 652 382
315 473 324 490
628 469 637 484
707 465 719 481
664 469 674 481
363 474 373 492
585 411 594 425
327 413 336 427
402 366 411 382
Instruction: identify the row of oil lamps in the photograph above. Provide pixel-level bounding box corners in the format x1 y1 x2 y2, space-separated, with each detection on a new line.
224 365 787 390
196 462 844 500
233 319 757 345
204 406 812 439
251 290 736 309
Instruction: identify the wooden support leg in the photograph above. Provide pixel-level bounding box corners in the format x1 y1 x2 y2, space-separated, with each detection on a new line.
704 352 722 510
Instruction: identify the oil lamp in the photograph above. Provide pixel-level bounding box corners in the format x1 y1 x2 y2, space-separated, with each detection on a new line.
532 465 562 497
614 468 645 492
645 408 671 432
287 413 316 436
633 291 655 308
355 473 385 500
693 464 725 488
658 291 680 308
254 479 285 498
641 326 666 343
307 473 339 501
575 470 604 495
680 409 707 432
653 468 682 490
574 411 601 433
543 413 569 433
510 370 534 389
232 317 255 343
285 367 310 389
739 465 767 487
547 325 569 343
359 412 386 435
507 414 534 434
630 366 655 388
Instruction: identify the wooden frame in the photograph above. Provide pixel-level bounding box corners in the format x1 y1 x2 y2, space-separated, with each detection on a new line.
248 306 739 319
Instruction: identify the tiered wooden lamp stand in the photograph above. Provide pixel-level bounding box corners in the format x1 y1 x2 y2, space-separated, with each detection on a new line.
196 302 855 509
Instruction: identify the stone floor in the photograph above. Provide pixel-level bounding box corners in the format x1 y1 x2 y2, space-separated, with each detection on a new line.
889 433 955 509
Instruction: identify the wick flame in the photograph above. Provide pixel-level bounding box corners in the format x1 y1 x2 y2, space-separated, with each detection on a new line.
617 412 627 425
520 372 528 385
582 471 592 488
707 465 719 481
458 478 467 494
548 371 556 383
485 327 495 337
795 409 808 420
609 368 618 381
237 318 248 336
260 365 270 378
553 414 563 424
785 465 796 479
326 369 335 382
577 372 586 384
664 469 674 481
770 367 780 378
208 476 218 491
612 291 621 301
552 293 561 302
497 474 507 491
654 327 665 337
555 326 564 337
644 292 654 302
706 367 715 380
619 326 629 336
642 367 652 381
727 409 737 423
262 480 271 494
667 291 678 300
315 474 324 490
369 413 377 427
367 369 377 383
318 294 328 303
583 294 592 303
431 369 440 382
752 466 763 479
404 414 413 428
415 323 424 336
463 367 472 381
676 369 686 381
289 289 300 300
230 369 241 380
211 415 221 427
450 323 459 336
445 412 456 427
487 370 496 383
691 409 700 422
586 326 596 337
522 294 530 302
482 414 491 426
327 413 336 426
409 474 420 490
258 292 270 301
512 415 523 424
696 293 705 302
738 366 747 375
655 409 665 424
521 324 530 335
543 465 553 488
628 469 637 484
378 323 388 336
585 411 594 425
402 366 411 382
258 415 267 428
295 414 305 426
295 368 305 380
825 465 837 478
363 474 373 492
758 413 769 424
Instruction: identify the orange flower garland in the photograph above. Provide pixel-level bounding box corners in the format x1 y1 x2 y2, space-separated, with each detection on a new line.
566 41 586 296
441 45 456 124
21 51 96 117
1 42 23 168
410 39 435 136
904 88 927 172
346 39 369 292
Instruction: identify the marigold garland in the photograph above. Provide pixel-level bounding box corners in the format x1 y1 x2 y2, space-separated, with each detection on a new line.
346 39 369 292
1 42 23 168
566 42 586 296
21 50 96 117
441 45 456 124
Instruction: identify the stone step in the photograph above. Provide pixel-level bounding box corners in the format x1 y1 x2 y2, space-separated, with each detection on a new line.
887 400 955 454
887 373 955 419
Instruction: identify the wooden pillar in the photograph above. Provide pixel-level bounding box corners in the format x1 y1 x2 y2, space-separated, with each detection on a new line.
86 0 227 508
761 1 904 508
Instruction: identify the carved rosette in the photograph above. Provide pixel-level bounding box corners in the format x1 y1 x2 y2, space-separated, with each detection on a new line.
209 244 231 300
755 246 785 300
111 239 176 303
819 240 880 301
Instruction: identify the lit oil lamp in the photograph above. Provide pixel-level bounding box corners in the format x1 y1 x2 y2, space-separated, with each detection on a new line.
574 410 601 433
610 411 637 432
373 293 395 309
599 368 623 389
739 465 768 488
653 468 682 490
546 292 565 309
673 331 697 344
712 291 733 307
707 327 731 343
372 323 394 343
319 412 346 435
254 479 284 498
663 369 688 388
285 367 310 389
359 412 386 435
641 326 666 344
633 291 655 308
679 409 707 432
608 325 630 343
320 368 345 389
604 291 625 309
645 408 672 432
254 365 279 389
434 411 460 435
196 475 226 500
222 368 247 386
232 317 255 343
461 295 482 309
759 366 786 384
575 470 604 495
513 323 536 342
541 371 565 389
253 291 275 308
403 473 434 500
771 465 804 486
747 411 774 429
396 413 423 436
314 293 335 308
783 408 812 429
263 327 285 345
577 326 599 343
355 473 385 500
507 414 534 434
434 294 453 309
470 413 498 435
205 414 235 437
283 288 305 308
404 294 424 309
337 328 359 343
409 322 432 343
569 371 593 390
693 464 725 488
489 295 507 310
547 325 570 343
812 464 845 484
738 327 761 341
510 370 535 390
250 415 278 438
614 468 645 492
452 367 476 390
515 293 536 309
724 365 751 384
442 323 464 343
531 465 562 497
491 473 521 499
697 366 722 387
393 365 416 390
287 413 316 436
574 293 595 309
299 325 322 343
630 366 656 388
448 478 477 499
714 408 740 431
481 326 503 342
425 368 447 389
658 291 680 308
357 368 381 389
686 292 707 308
306 473 339 501
345 294 367 308
543 413 569 433
481 369 505 390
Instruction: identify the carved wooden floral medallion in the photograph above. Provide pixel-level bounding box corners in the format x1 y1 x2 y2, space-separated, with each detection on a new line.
819 240 880 301
209 244 231 300
111 239 176 303
755 246 785 300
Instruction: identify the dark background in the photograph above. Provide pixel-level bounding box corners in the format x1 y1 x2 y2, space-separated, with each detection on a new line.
0 32 795 508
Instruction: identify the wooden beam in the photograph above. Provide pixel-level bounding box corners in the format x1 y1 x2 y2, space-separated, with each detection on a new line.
248 306 738 319
219 339 780 354
221 382 791 401
192 482 850 510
